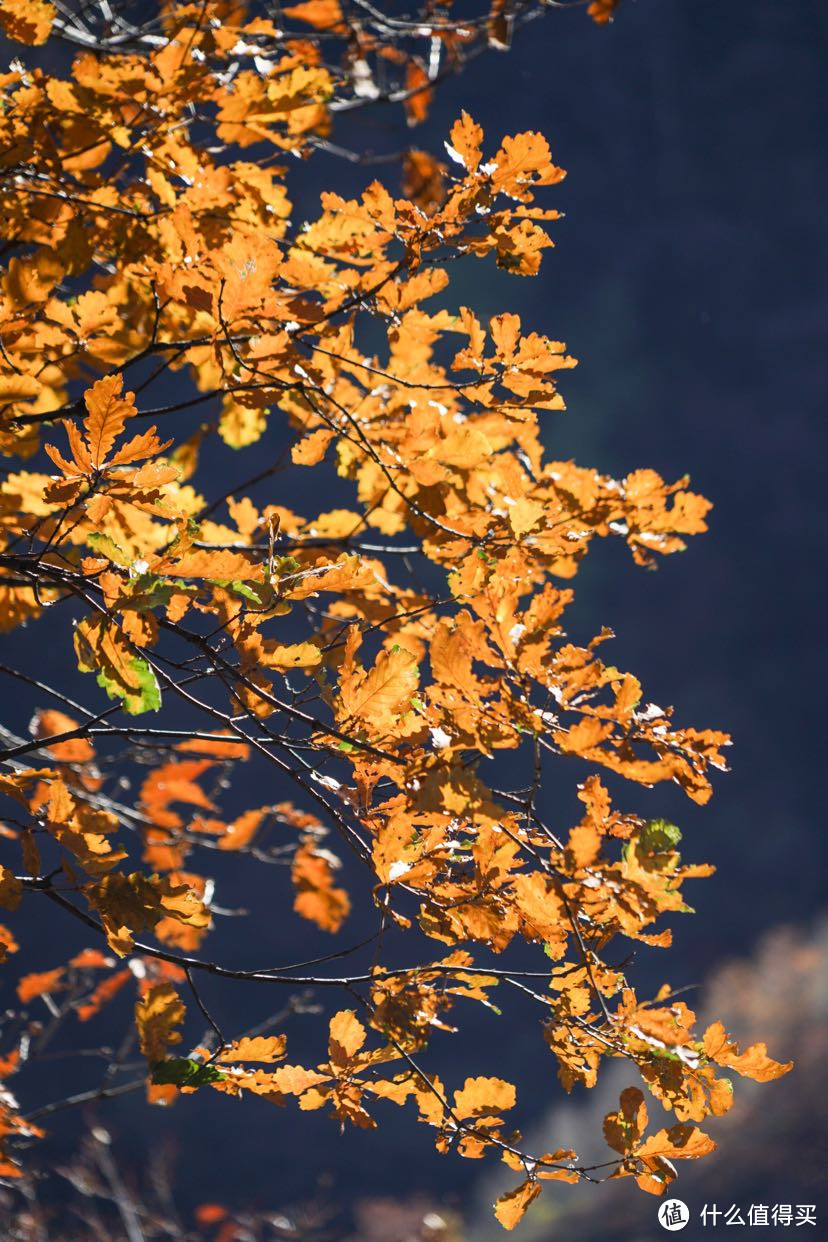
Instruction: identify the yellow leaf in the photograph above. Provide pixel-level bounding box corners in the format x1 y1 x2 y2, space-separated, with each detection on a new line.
0 375 43 404
219 398 267 448
136 983 185 1062
434 425 491 470
508 498 544 537
261 642 322 670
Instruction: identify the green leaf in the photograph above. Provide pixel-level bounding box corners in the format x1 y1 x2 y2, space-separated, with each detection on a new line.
125 573 188 612
97 655 161 715
216 579 275 607
640 819 682 852
86 532 132 567
150 1058 226 1087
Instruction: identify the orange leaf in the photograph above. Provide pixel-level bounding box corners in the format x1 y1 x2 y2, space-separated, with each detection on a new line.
328 1010 366 1066
402 149 447 215
404 60 432 127
69 948 112 970
217 807 267 852
82 374 136 468
702 1021 792 1082
494 1179 541 1230
33 708 95 763
588 0 622 24
292 841 350 932
194 1205 228 1225
0 0 55 44
18 967 65 1004
453 1075 516 1120
283 0 345 31
603 1086 648 1154
637 1123 716 1162
448 112 484 174
76 969 131 1021
272 1064 331 1095
338 647 418 732
0 924 19 961
217 1036 287 1064
291 428 335 466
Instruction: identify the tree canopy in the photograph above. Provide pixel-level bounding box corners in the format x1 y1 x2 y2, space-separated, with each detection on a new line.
0 0 790 1230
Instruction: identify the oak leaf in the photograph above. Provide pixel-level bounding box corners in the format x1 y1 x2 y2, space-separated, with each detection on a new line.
338 646 418 732
328 1010 366 1067
453 1075 516 1120
494 1179 542 1230
136 983 186 1063
74 617 161 716
217 1036 287 1064
702 1021 792 1082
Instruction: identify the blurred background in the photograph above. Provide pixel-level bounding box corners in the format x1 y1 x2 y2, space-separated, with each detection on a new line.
2 1 826 1236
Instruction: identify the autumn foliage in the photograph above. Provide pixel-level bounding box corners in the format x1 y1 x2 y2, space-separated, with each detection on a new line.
0 0 790 1229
